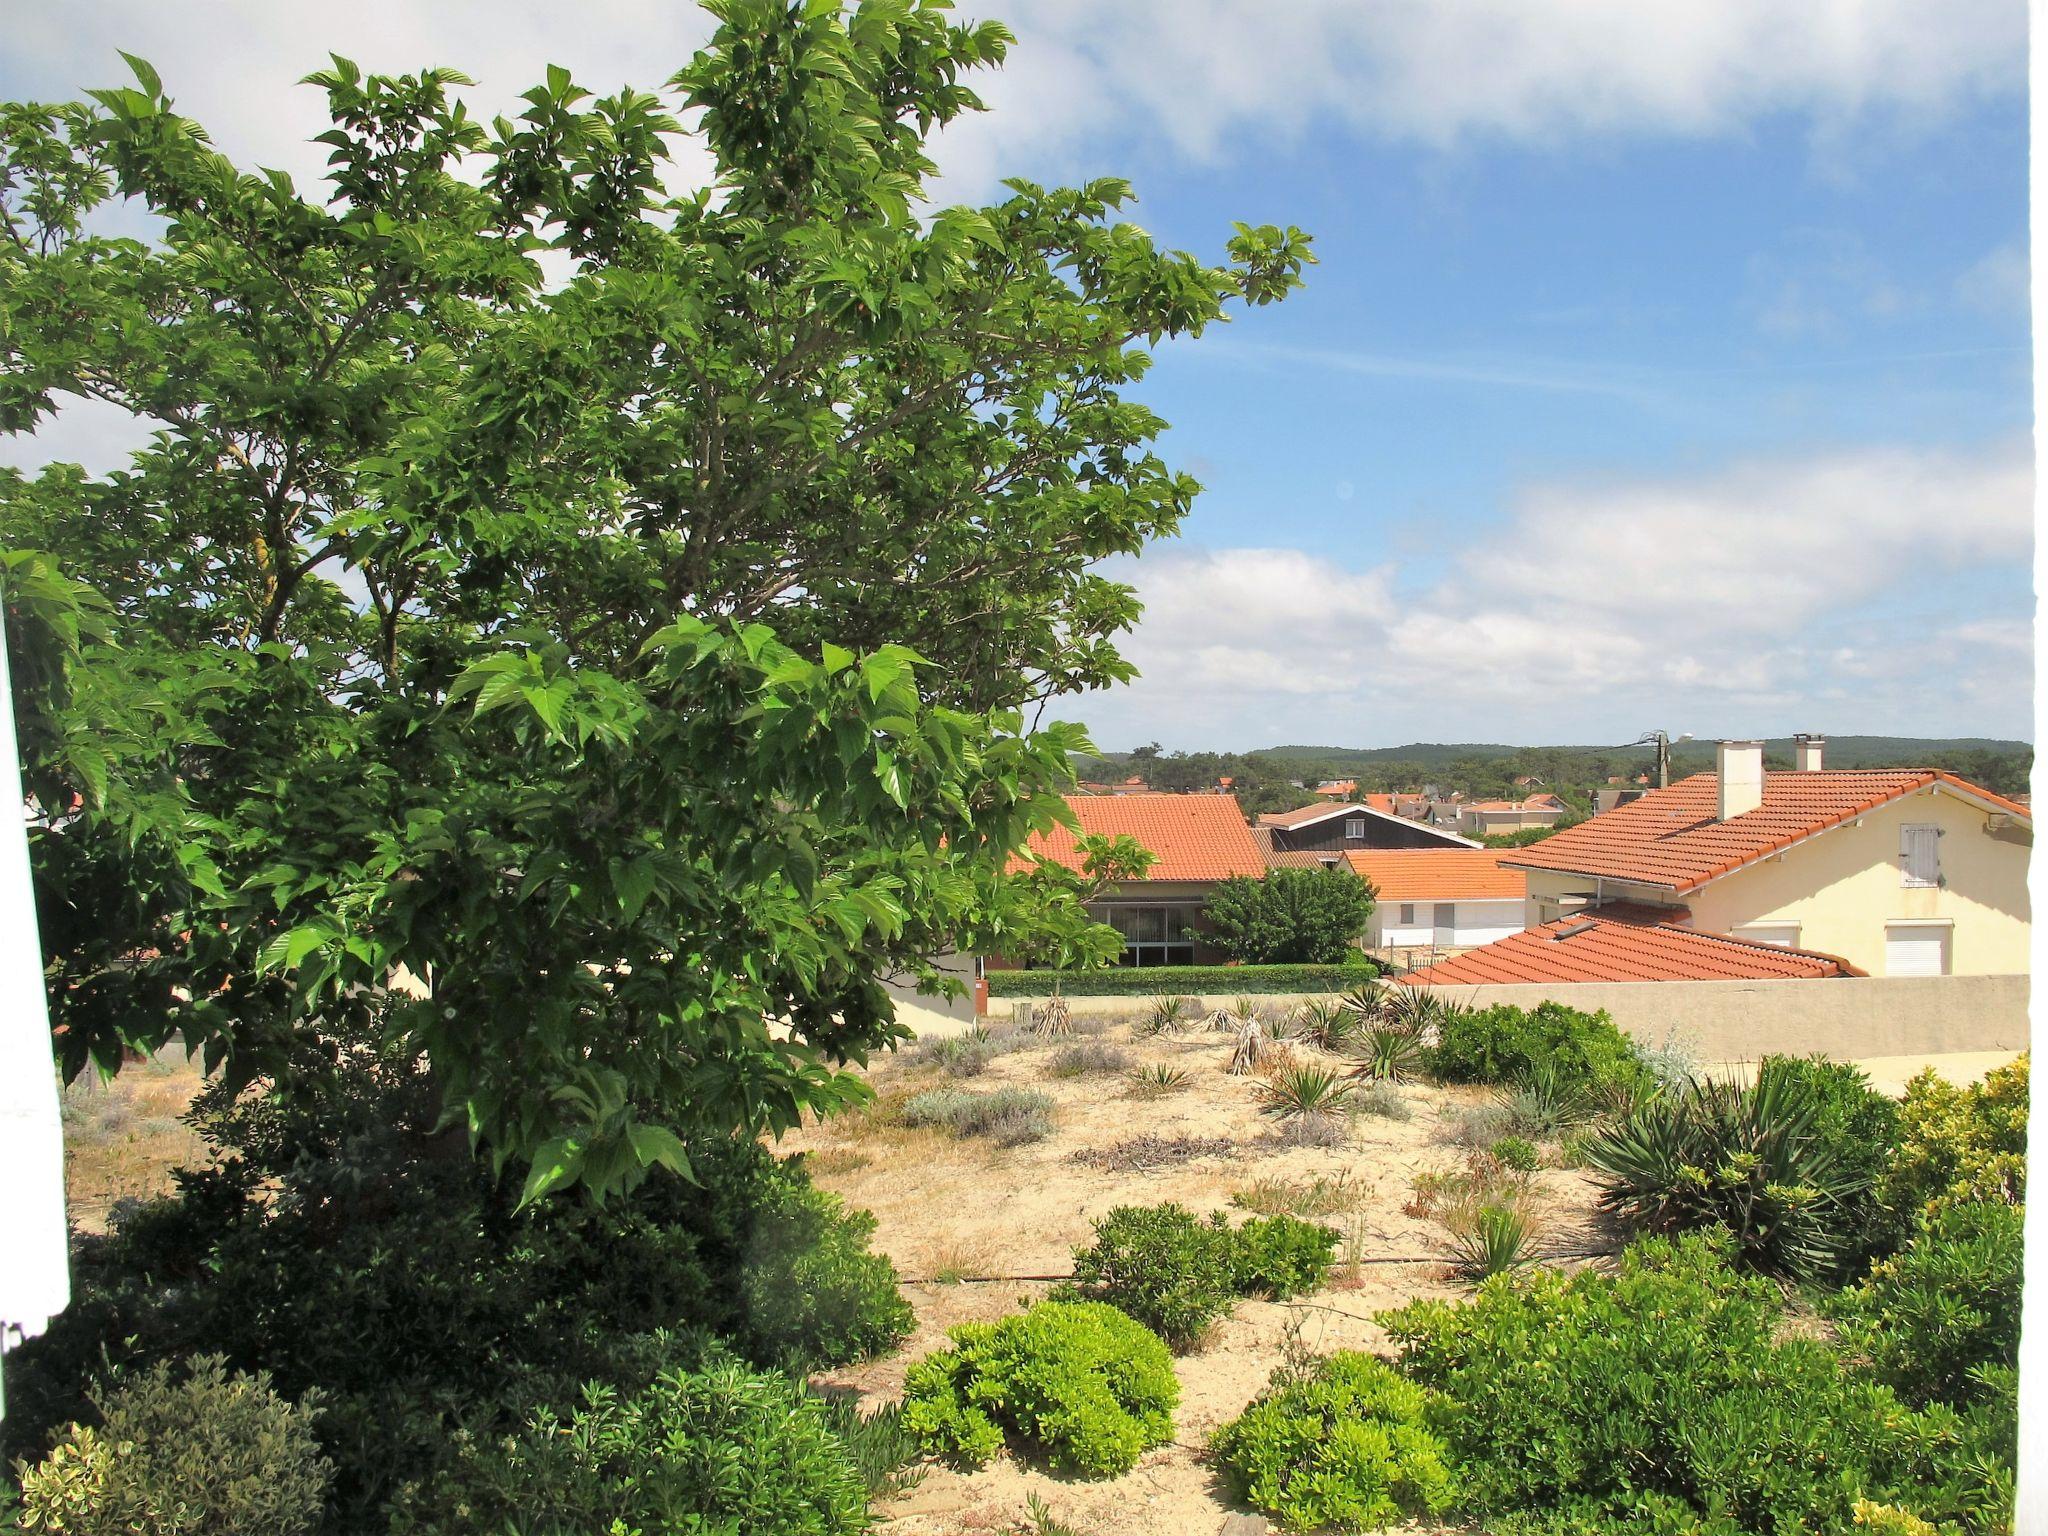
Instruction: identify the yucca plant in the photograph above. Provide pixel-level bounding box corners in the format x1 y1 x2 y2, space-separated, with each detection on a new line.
1383 986 1441 1034
1337 980 1388 1021
1353 1024 1426 1083
1256 1061 1355 1122
1503 1060 1590 1136
1290 998 1360 1053
1580 1070 1862 1281
1227 1020 1268 1076
1222 995 1262 1030
1124 1062 1191 1099
1137 994 1192 1037
1446 1202 1539 1281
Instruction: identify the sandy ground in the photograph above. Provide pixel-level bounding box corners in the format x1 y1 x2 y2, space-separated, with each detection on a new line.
787 1014 1604 1536
60 1044 211 1233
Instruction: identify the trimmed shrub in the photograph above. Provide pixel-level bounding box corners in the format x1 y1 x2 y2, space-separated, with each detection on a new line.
1580 1070 1868 1281
1832 1201 2024 1410
985 961 1382 998
396 1351 872 1536
1878 1056 2028 1233
1211 1352 1457 1531
901 1301 1178 1477
900 1086 1055 1145
16 1355 330 1536
1428 1000 1643 1098
1380 1231 2013 1535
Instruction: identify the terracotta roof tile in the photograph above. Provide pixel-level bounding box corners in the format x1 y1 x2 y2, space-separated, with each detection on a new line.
1502 770 2028 893
1011 793 1265 882
1345 849 1524 901
1405 907 1859 985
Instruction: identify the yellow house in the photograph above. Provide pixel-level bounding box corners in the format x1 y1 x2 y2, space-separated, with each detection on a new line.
1503 738 2030 978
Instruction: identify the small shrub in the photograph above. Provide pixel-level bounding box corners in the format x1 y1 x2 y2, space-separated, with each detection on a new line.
1429 1000 1643 1099
1211 1351 1457 1531
1380 1231 2013 1535
902 1086 1056 1146
1878 1056 2028 1234
16 1355 331 1536
901 1301 1178 1477
1232 1170 1370 1220
1255 1061 1355 1122
1439 1101 1516 1149
1047 1041 1130 1078
1234 1215 1341 1298
1756 1053 1901 1268
1490 1135 1539 1172
403 1352 872 1535
1122 1062 1190 1099
1060 1204 1241 1350
821 1398 926 1502
1352 1079 1411 1121
911 1025 1020 1077
1832 1200 2024 1409
1581 1069 1867 1281
1499 1060 1589 1136
1446 1203 1539 1281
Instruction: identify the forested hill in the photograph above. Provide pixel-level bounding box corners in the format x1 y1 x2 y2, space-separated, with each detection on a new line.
1259 737 2031 773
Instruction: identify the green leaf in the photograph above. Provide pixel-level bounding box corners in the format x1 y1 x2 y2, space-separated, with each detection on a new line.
518 1137 586 1207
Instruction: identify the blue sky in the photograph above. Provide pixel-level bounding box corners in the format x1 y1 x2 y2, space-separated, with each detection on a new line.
3 1 2034 751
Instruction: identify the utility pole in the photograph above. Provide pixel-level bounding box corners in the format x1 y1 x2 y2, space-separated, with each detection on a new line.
1637 729 1692 789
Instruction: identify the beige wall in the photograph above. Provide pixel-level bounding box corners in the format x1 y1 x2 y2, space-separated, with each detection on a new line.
1018 973 2029 1063
1399 973 2029 1063
1520 785 2030 976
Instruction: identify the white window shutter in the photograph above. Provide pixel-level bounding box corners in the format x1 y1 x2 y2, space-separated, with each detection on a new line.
1900 824 1939 887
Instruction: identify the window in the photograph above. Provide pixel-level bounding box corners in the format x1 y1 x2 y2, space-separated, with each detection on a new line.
1900 824 1940 888
1885 923 1949 977
1344 816 1366 839
1087 902 1200 967
1398 903 1415 925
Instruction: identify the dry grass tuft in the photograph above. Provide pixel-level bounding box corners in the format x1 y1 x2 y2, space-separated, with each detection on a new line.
1070 1134 1237 1173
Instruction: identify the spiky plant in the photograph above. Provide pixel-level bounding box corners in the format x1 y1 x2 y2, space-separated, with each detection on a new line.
1137 993 1192 1037
1338 980 1388 1021
1446 1202 1539 1281
1227 995 1263 1028
1580 1069 1862 1281
1503 1060 1590 1136
1290 997 1359 1054
1256 1061 1355 1122
1124 1062 1191 1099
1383 986 1440 1033
1353 1025 1426 1083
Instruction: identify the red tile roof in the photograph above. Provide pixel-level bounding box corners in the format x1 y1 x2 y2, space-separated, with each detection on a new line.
1315 780 1357 798
1406 905 1861 985
1361 792 1397 813
1503 770 2028 894
1011 793 1266 882
1346 849 1524 901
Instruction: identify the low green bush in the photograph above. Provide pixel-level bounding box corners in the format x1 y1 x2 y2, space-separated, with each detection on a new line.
1580 1070 1866 1281
901 1301 1178 1478
1878 1056 2028 1233
396 1350 873 1536
986 960 1381 998
1234 1215 1342 1298
1060 1204 1339 1350
1427 1000 1642 1098
900 1085 1055 1144
1060 1203 1241 1350
1832 1201 2024 1410
1490 1135 1539 1172
1210 1352 1457 1531
1379 1231 2013 1534
908 1026 1021 1078
15 1355 331 1536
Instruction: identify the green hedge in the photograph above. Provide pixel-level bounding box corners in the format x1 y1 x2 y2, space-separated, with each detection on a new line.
986 960 1383 998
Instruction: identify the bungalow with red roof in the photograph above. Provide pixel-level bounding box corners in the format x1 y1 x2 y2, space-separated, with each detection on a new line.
1494 737 2030 979
1457 795 1569 837
1258 800 1479 855
997 793 1269 968
1406 903 1863 987
1346 849 1527 950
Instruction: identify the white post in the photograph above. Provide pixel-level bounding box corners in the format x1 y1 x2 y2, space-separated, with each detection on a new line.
0 618 70 1403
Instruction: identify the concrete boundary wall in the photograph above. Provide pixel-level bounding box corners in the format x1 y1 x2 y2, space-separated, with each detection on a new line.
1012 974 2030 1063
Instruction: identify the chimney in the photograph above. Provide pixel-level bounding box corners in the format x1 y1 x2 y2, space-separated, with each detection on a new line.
1793 733 1825 772
1717 740 1764 821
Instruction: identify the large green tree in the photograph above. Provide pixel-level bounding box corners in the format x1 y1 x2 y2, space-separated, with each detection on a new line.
1 0 1311 1198
1198 866 1373 965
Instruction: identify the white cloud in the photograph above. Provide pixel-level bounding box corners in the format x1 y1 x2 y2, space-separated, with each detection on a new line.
1956 242 2030 318
2 1 2022 208
1081 438 2034 748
